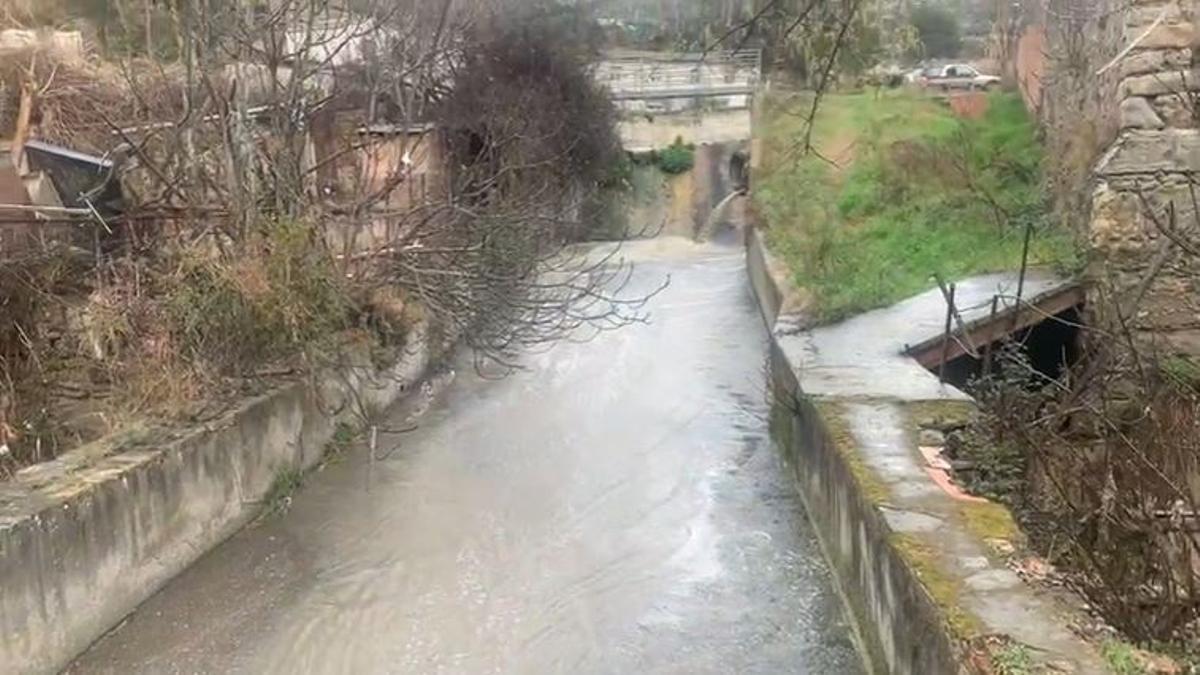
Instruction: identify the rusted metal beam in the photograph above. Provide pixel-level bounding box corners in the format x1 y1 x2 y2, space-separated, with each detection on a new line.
908 284 1086 369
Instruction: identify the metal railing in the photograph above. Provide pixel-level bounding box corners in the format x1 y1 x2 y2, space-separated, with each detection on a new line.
597 49 762 100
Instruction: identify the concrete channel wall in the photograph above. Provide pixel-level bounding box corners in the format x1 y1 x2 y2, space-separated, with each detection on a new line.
746 229 954 673
0 327 433 674
744 228 1103 674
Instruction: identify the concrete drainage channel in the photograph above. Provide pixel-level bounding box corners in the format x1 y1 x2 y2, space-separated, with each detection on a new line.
745 226 1106 674
0 140 750 674
0 325 436 674
0 216 1099 674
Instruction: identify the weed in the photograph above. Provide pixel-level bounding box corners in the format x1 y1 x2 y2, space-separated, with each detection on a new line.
1163 356 1200 392
262 466 304 517
326 421 357 455
992 642 1035 675
1102 641 1147 675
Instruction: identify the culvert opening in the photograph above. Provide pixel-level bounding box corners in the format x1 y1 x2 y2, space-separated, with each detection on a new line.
730 150 748 191
925 305 1084 392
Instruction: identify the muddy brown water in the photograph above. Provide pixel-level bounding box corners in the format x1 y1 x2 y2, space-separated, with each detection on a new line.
68 238 864 674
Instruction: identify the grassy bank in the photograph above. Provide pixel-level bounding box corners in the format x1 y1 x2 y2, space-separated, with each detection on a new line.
754 90 1080 323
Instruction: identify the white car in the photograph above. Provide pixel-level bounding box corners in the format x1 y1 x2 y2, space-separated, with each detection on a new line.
918 64 1001 91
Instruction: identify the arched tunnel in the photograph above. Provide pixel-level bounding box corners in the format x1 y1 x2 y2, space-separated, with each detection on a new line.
693 141 752 243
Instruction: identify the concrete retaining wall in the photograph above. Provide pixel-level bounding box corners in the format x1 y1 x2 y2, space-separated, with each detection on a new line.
767 354 957 674
745 228 782 328
619 141 747 240
745 225 1104 674
747 229 953 674
0 327 433 674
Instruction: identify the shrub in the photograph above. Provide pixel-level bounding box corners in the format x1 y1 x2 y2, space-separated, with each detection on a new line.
656 138 695 174
165 218 351 375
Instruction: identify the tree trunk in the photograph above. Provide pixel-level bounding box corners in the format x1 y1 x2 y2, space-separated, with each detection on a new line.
11 80 34 175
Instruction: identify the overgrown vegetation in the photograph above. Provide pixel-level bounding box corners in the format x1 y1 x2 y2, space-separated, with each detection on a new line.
164 219 352 377
965 341 1200 648
628 138 697 176
755 90 1080 323
655 138 696 175
949 180 1200 656
0 1 636 472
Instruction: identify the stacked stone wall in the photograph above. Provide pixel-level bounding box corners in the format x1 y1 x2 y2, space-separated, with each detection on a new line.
1023 0 1200 355
1093 1 1200 354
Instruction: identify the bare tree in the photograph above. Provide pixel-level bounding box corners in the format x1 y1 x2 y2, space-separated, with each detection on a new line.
962 180 1200 642
0 0 659 469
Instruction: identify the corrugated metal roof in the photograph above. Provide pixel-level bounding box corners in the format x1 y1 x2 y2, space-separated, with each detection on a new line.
23 140 113 168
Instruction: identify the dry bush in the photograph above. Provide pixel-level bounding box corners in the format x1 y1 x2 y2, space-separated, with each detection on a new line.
963 190 1200 642
0 0 641 470
0 217 357 472
0 46 185 154
970 341 1200 642
163 220 351 375
0 246 95 469
361 9 646 372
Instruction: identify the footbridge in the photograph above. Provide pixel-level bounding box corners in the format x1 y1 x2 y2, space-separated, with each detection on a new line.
597 50 761 152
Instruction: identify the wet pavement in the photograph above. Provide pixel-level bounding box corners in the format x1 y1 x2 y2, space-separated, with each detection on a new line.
69 238 863 674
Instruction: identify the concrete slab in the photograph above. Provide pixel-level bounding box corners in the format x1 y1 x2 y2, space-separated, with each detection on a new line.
618 109 752 153
777 269 1073 401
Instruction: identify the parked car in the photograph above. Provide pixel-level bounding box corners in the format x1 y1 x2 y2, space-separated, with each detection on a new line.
918 64 1001 91
904 67 929 84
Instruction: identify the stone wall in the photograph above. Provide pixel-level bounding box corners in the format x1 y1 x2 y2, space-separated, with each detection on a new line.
1019 0 1200 354
1093 0 1200 353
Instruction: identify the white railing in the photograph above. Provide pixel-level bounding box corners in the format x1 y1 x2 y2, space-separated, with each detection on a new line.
597 49 762 101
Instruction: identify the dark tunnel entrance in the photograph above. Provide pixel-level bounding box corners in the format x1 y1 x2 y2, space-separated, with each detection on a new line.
932 306 1083 392
729 150 749 191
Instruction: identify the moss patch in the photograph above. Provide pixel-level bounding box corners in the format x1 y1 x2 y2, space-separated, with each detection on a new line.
815 399 891 504
906 399 977 432
960 500 1026 558
891 532 983 639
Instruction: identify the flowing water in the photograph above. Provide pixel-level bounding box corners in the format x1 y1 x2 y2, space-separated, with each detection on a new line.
695 191 745 243
69 237 863 674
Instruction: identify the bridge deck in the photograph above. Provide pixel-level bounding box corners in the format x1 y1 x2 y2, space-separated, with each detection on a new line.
608 85 756 101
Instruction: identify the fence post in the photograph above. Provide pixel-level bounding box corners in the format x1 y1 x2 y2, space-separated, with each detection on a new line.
939 283 956 384
1012 219 1033 331
983 295 999 375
